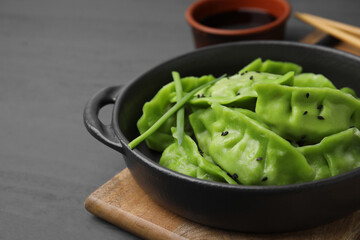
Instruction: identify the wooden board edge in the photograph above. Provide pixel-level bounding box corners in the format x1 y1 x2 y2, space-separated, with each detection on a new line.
85 195 186 240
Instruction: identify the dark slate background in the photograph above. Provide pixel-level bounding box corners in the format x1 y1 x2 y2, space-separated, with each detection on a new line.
1 0 359 239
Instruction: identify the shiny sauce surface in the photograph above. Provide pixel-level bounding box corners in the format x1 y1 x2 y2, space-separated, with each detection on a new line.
200 9 276 30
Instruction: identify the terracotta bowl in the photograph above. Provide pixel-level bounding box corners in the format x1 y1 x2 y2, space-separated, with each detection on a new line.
186 0 291 48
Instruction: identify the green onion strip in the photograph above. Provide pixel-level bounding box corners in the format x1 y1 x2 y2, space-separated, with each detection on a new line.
173 71 185 145
128 74 226 149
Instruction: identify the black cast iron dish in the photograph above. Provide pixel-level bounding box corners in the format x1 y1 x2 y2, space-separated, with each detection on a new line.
84 41 360 233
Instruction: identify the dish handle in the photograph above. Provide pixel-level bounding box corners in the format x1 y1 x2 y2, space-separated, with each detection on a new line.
83 86 124 154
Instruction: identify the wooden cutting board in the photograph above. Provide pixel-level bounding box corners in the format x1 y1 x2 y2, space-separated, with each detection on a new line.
85 168 360 240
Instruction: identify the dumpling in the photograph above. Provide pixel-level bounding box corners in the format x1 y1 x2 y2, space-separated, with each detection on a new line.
294 73 336 88
293 73 358 97
239 58 303 75
189 104 315 185
298 127 360 180
137 75 214 151
340 87 357 98
185 71 294 110
189 107 269 155
255 83 360 145
159 128 237 184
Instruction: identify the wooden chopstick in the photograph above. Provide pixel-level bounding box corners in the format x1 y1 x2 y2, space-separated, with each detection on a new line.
300 29 328 44
296 12 360 49
297 12 360 37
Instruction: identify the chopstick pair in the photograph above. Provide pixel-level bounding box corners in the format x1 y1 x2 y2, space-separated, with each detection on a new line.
296 12 360 49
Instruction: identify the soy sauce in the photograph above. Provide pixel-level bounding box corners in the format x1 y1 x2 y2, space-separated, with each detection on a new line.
200 9 276 30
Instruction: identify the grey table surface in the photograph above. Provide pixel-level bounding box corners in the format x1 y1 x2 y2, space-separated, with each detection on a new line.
1 0 360 239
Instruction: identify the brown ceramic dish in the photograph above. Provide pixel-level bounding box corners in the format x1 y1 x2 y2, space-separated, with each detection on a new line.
186 0 291 48
84 41 360 233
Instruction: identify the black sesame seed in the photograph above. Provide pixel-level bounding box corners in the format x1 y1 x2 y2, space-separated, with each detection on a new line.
245 71 248 73
221 131 229 136
303 111 308 115
256 157 263 161
236 92 240 96
262 177 268 182
197 94 200 98
232 173 238 180
250 76 254 80
317 104 323 110
317 116 325 120
201 94 205 98
240 72 245 76
306 93 310 98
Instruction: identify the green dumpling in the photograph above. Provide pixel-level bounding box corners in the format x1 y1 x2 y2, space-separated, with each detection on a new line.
189 104 315 186
293 73 358 97
239 58 303 75
298 127 360 180
340 87 357 98
255 83 360 145
159 129 237 184
187 108 214 155
189 107 269 155
185 71 294 110
294 73 336 89
137 74 214 151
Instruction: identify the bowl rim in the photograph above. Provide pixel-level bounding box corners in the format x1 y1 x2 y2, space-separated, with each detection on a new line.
114 40 360 192
185 0 291 36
